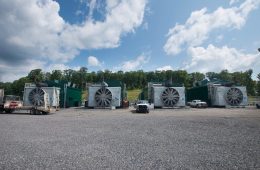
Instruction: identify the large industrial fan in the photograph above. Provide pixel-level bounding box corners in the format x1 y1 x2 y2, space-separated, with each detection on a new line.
22 84 60 114
95 87 112 107
209 86 247 107
88 85 121 108
161 87 180 107
225 87 243 106
151 85 185 107
28 88 46 106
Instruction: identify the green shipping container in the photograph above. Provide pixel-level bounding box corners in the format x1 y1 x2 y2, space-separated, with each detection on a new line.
187 86 211 106
45 81 82 108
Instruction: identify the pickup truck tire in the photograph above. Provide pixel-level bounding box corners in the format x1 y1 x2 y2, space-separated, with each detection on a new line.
5 109 14 113
42 111 49 115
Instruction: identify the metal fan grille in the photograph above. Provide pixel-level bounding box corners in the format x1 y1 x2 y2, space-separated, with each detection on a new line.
28 88 45 106
161 87 180 106
226 87 243 106
95 87 112 107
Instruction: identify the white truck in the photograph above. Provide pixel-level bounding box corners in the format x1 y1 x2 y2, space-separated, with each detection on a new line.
189 100 208 108
134 100 154 113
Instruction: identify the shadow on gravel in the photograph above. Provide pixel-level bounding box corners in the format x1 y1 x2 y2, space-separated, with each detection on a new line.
0 111 55 115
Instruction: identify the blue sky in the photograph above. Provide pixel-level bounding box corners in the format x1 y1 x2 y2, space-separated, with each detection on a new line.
0 0 260 82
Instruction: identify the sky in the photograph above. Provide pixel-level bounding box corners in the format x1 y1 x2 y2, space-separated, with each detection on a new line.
0 0 260 82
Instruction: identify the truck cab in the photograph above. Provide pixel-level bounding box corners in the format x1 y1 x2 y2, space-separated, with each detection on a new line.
0 95 23 113
190 100 208 108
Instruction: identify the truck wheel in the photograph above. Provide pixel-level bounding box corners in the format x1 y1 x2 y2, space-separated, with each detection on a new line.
5 109 14 113
42 111 48 115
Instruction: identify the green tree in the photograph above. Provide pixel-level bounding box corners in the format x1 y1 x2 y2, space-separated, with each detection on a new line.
64 69 75 82
188 72 205 87
243 69 255 96
50 70 63 80
71 67 88 89
256 73 260 96
11 77 30 97
219 70 232 81
206 72 219 80
28 69 44 83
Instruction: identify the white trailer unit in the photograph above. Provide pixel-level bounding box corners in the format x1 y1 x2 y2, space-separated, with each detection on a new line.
23 84 60 114
209 86 247 107
88 85 121 108
151 86 186 108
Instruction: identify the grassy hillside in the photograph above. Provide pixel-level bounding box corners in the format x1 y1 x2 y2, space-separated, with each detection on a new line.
127 89 141 102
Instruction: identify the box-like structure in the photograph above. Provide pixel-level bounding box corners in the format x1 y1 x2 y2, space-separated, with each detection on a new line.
209 86 247 107
23 83 60 109
187 79 248 107
148 83 186 108
88 83 121 108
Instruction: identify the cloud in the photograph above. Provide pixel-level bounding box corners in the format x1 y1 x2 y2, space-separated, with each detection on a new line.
0 0 148 82
63 0 147 49
156 65 173 71
184 44 259 73
164 0 260 56
0 59 46 82
114 53 150 71
230 0 241 5
88 56 101 67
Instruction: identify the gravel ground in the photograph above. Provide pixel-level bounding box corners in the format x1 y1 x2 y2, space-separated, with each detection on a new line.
0 107 259 169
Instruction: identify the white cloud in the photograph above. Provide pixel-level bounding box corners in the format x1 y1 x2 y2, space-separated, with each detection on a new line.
230 0 240 5
184 44 259 73
216 35 223 42
0 59 46 82
164 0 260 56
0 0 148 82
87 0 97 19
114 54 150 71
156 65 173 71
88 56 101 67
61 0 148 50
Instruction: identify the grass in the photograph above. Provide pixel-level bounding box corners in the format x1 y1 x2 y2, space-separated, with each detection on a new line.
127 89 141 102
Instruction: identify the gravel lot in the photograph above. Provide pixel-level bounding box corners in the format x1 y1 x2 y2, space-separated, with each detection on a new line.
0 107 259 169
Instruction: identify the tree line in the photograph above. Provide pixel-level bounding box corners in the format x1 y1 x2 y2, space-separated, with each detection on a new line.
0 67 260 97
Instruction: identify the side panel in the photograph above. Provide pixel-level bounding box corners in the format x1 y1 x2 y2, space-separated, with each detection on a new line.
239 86 248 106
41 87 60 107
23 87 33 106
110 87 121 107
153 86 165 107
211 86 227 106
88 86 100 107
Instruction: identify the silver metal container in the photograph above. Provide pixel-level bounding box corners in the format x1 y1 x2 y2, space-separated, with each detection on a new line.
88 85 121 108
